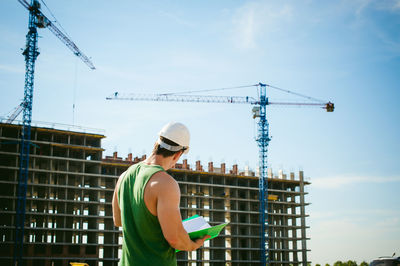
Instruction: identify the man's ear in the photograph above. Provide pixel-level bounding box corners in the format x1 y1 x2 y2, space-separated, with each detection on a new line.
173 150 183 161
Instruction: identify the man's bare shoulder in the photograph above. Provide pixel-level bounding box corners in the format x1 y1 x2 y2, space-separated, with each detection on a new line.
150 171 178 185
148 171 180 193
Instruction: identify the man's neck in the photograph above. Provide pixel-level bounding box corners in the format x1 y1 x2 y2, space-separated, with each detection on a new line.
144 153 173 170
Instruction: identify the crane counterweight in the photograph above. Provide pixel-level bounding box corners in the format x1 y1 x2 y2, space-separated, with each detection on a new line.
326 102 335 112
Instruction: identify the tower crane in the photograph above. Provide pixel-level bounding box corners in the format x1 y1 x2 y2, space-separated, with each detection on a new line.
5 101 25 123
14 0 95 264
106 82 334 265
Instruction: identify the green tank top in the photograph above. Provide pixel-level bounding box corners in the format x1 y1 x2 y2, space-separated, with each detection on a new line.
118 162 177 266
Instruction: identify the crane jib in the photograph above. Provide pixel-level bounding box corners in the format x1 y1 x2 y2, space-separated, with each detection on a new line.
17 0 95 70
107 94 334 111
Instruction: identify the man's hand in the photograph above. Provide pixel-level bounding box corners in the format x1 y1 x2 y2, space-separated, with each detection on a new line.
190 235 211 251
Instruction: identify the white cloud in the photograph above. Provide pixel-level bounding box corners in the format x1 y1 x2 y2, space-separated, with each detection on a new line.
235 7 257 49
374 0 400 11
310 214 400 263
346 0 400 57
350 0 400 14
353 0 373 16
310 208 400 263
158 10 195 28
0 64 24 74
312 175 400 189
376 216 400 229
231 2 293 49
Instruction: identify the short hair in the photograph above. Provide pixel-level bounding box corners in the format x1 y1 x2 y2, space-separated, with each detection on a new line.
152 136 186 157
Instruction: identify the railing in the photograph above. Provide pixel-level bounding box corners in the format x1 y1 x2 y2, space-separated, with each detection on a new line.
0 118 105 135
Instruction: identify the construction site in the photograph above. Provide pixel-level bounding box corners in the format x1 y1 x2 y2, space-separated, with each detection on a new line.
0 122 311 265
0 2 338 265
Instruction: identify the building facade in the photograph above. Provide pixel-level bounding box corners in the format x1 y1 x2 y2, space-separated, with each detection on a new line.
0 122 310 265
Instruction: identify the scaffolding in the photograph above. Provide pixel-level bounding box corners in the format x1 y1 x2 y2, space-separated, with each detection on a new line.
0 122 310 265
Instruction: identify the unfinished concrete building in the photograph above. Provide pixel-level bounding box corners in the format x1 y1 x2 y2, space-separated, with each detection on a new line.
0 122 310 265
0 122 116 266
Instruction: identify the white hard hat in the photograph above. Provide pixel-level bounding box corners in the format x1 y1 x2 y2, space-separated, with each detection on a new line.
158 122 190 154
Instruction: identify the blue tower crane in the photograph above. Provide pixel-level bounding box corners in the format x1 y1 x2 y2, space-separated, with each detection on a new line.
14 0 95 264
106 83 334 265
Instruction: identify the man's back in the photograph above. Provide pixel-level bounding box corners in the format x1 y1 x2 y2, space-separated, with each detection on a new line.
118 162 176 266
112 122 209 264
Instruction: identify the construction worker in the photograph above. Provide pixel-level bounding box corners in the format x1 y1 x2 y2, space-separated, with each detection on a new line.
112 122 209 265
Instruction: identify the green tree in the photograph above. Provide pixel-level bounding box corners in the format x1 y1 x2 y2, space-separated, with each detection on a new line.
333 261 343 266
360 262 369 266
325 264 331 266
346 260 358 266
316 264 321 266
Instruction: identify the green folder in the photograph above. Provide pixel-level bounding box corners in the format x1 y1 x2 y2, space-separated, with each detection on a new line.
176 215 228 252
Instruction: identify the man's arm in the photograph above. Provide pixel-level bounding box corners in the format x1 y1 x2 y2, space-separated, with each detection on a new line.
155 172 209 251
112 171 126 227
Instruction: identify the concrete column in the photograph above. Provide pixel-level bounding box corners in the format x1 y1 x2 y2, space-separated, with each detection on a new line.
221 163 226 174
196 160 203 171
208 162 213 172
299 171 307 265
126 153 132 162
232 164 238 175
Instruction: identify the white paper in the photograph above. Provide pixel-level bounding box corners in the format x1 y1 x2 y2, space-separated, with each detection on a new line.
182 216 211 233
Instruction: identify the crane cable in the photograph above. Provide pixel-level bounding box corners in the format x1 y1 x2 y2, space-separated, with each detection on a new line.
160 84 258 95
161 83 326 104
39 0 73 40
265 84 326 103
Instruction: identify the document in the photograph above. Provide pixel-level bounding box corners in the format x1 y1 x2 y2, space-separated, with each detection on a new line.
176 215 228 252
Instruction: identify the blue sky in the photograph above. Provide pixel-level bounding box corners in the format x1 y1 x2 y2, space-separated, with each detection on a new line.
1 0 399 264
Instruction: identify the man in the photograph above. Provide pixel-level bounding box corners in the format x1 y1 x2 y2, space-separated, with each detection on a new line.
112 122 209 265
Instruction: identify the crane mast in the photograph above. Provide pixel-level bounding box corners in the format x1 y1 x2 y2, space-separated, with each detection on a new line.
256 83 270 264
14 2 39 263
14 1 95 264
107 83 333 265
